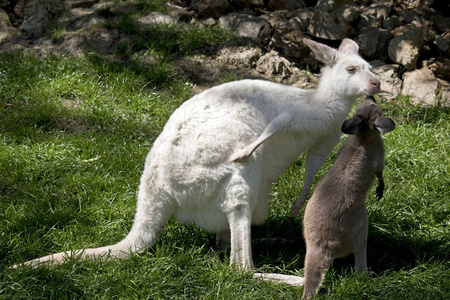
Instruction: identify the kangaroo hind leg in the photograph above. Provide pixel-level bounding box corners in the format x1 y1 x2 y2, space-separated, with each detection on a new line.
227 204 254 270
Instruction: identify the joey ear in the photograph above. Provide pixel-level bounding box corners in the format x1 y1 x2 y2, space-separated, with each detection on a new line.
341 117 362 135
338 38 359 54
375 117 396 134
303 38 338 65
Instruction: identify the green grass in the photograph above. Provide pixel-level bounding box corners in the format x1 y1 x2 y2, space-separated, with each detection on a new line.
1 4 449 299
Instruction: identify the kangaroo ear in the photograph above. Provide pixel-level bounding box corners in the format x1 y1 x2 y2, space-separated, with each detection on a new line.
341 117 362 135
338 38 359 54
304 39 338 65
375 117 396 134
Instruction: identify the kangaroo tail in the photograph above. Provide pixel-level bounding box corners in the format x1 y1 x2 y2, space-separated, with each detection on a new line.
13 172 175 269
12 233 144 269
12 208 169 269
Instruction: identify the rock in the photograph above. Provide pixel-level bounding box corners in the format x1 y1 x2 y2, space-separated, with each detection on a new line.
423 57 450 81
138 12 177 26
219 13 272 43
286 9 312 29
269 24 310 59
430 15 450 33
167 3 196 22
286 15 310 31
291 68 319 90
315 0 353 12
0 8 21 42
435 34 450 55
356 27 392 60
73 11 105 30
362 1 393 21
216 38 264 67
402 67 439 105
259 10 289 28
436 78 450 105
256 51 292 79
388 26 424 70
371 60 402 100
267 0 305 11
383 15 402 31
190 0 231 19
94 2 138 15
202 17 216 26
402 9 424 25
15 0 64 17
64 0 98 9
358 2 393 30
307 8 352 41
333 4 361 23
15 0 64 37
357 14 381 31
404 0 425 7
20 7 51 37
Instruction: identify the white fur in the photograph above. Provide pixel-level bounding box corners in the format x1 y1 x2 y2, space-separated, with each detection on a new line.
13 39 380 286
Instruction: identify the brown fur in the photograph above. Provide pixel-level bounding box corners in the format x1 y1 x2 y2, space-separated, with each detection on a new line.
298 96 396 299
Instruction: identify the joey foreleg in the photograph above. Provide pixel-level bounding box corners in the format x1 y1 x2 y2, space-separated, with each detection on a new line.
375 171 384 200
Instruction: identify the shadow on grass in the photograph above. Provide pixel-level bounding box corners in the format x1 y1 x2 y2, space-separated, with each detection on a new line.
368 224 449 273
242 212 448 276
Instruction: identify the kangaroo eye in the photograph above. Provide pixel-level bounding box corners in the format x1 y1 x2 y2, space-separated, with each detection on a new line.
346 66 356 74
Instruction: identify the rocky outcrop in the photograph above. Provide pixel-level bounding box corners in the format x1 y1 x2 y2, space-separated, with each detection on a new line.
0 0 448 105
0 8 20 42
219 13 272 43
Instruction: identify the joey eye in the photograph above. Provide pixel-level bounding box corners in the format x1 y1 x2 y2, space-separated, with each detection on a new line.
346 66 356 74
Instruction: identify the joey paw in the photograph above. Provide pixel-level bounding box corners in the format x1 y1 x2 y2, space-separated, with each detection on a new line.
289 200 303 217
290 205 300 217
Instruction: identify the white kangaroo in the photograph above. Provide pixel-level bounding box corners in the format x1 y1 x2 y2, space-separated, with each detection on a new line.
13 38 380 286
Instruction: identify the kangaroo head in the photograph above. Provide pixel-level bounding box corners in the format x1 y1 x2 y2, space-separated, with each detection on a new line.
304 39 381 99
341 96 396 135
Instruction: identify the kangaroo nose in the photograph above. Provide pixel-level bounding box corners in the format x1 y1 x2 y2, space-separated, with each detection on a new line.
371 79 380 88
370 79 381 92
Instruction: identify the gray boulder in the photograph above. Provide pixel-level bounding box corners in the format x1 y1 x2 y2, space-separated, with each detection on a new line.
307 8 352 40
402 67 438 105
269 19 310 59
256 51 292 79
138 12 177 26
190 0 231 19
219 13 272 43
388 26 425 70
356 27 392 60
267 0 305 11
0 8 21 42
371 60 402 100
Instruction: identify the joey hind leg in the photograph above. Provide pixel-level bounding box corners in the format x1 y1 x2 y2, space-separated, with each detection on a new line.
354 244 367 274
354 222 368 274
303 247 333 299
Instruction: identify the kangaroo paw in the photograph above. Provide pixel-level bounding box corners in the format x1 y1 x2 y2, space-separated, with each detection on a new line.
230 146 253 163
